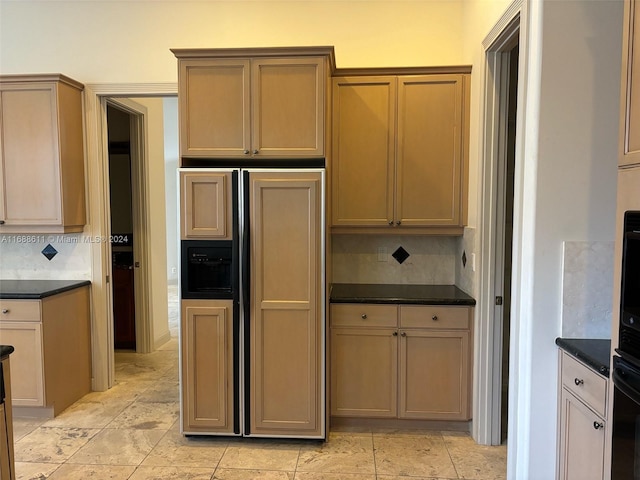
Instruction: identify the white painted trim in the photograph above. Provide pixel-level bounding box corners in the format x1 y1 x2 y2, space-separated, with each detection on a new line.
84 83 178 391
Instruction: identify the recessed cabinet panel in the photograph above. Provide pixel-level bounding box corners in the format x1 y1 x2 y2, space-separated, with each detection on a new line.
0 322 44 407
179 59 250 157
399 330 469 420
331 77 395 226
253 58 325 156
181 300 234 433
331 328 397 417
180 171 231 239
397 75 462 226
0 75 86 233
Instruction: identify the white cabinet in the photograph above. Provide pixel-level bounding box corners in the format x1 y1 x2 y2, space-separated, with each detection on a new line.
557 351 608 480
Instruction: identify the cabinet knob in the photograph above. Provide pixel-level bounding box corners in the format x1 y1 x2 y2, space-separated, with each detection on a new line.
243 149 250 155
1 309 8 314
401 332 407 337
593 421 604 430
388 221 393 226
396 221 401 226
432 315 438 321
361 314 367 319
0 220 4 225
253 149 259 155
574 378 584 386
392 331 398 336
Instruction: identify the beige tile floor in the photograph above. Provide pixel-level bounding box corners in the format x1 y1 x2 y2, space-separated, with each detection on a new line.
12 286 507 480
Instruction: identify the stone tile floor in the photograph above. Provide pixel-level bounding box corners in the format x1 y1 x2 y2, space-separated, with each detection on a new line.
12 286 507 479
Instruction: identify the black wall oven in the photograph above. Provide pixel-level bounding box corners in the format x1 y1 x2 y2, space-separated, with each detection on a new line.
181 240 236 299
612 211 640 479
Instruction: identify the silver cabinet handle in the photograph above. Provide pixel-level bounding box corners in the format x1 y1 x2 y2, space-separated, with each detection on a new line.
392 331 398 336
253 149 259 155
388 221 393 225
574 378 584 386
593 421 604 430
396 221 401 226
243 149 250 154
401 332 407 337
361 314 367 319
1 309 8 314
432 315 438 321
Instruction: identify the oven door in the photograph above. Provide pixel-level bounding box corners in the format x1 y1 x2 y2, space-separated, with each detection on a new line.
612 355 640 479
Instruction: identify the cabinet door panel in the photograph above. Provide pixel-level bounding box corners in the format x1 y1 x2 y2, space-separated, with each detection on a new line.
252 58 324 157
558 389 606 480
249 171 323 437
399 330 470 420
0 86 62 225
181 300 234 433
331 77 396 226
397 75 463 226
179 59 250 157
180 171 232 239
331 328 397 417
0 322 44 407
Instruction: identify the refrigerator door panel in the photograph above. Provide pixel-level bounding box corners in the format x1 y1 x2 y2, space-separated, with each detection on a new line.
245 170 325 438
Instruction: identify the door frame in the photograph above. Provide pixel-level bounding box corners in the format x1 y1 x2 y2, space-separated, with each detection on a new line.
84 83 177 391
105 97 151 355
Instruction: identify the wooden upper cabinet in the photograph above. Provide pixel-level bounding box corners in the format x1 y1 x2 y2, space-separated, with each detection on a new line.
620 0 640 167
180 170 232 239
0 75 86 233
173 48 334 160
331 69 470 234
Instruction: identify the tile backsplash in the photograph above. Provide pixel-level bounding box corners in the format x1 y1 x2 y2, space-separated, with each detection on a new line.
331 234 457 285
0 234 91 279
561 240 614 339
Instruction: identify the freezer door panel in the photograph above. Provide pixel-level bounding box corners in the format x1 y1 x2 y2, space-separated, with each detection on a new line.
247 171 324 437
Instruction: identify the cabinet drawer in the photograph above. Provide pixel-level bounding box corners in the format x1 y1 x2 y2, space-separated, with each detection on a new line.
0 300 41 321
331 304 397 328
561 353 607 418
400 305 470 330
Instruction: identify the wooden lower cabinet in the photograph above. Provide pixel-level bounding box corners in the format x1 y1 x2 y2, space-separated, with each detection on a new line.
399 329 470 420
331 328 398 417
0 287 91 417
181 299 234 434
0 356 15 480
557 351 608 480
330 303 472 422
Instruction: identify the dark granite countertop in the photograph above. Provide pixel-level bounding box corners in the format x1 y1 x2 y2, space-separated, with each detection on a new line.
556 338 611 377
0 346 14 359
0 280 91 299
330 283 476 306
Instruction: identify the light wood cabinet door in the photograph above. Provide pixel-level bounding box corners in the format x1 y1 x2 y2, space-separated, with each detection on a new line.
398 329 470 420
180 171 232 239
177 56 325 159
0 404 10 480
178 59 251 158
251 57 325 157
558 389 606 480
0 357 15 480
331 77 395 226
249 171 323 437
0 321 44 407
0 76 85 233
181 299 235 433
397 75 464 226
331 328 397 417
620 0 640 167
330 72 469 232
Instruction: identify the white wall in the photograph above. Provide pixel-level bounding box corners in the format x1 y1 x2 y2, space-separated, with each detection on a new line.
163 98 179 285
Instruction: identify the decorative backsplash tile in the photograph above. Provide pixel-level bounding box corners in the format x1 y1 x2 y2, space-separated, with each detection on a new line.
0 234 91 280
561 241 614 339
331 234 457 284
455 227 476 297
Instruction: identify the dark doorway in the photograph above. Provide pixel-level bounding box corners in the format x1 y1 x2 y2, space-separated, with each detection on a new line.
107 105 136 350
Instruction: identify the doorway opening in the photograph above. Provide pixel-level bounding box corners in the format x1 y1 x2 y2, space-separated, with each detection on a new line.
107 105 137 351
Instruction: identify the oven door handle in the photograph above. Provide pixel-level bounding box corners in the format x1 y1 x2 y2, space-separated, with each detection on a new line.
613 366 640 405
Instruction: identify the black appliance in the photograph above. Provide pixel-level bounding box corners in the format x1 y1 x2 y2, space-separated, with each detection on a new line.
613 211 640 478
181 240 236 299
